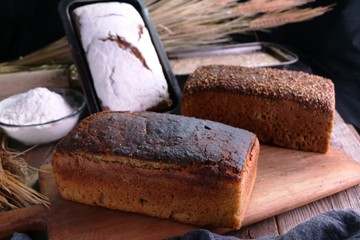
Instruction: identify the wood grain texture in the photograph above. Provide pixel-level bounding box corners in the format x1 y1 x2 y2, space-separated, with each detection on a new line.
0 205 48 238
274 112 360 234
0 143 53 239
242 145 360 227
229 218 279 239
2 55 360 239
0 69 69 100
1 137 359 239
229 112 360 236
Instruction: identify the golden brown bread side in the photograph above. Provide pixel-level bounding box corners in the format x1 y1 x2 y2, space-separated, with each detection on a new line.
52 111 260 229
181 65 335 153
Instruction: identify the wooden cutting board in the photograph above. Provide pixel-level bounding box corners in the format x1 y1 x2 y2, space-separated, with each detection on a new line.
1 145 360 239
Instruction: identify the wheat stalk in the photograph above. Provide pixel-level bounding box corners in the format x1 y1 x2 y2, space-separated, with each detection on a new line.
0 0 333 68
0 167 50 211
0 37 73 70
249 5 333 29
148 0 333 51
0 134 50 211
1 135 39 186
0 168 50 210
233 0 314 16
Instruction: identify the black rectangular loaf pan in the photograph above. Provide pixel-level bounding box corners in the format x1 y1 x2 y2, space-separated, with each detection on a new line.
58 0 182 114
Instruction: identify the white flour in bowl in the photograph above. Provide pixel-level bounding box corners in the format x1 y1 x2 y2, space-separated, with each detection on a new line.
0 87 80 145
0 87 73 125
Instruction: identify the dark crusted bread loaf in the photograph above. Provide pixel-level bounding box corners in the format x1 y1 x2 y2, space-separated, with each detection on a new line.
181 65 335 153
52 111 260 229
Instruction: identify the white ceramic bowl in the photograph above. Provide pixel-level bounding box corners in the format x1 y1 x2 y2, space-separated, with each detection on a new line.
0 88 86 145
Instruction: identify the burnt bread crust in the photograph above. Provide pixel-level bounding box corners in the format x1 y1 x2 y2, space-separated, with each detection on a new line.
52 111 260 229
181 65 335 153
55 111 257 177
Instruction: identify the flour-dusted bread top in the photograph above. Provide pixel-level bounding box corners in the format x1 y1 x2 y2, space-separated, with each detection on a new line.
73 2 171 111
54 111 258 177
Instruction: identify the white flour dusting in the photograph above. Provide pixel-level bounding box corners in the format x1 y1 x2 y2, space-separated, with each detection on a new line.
0 87 74 125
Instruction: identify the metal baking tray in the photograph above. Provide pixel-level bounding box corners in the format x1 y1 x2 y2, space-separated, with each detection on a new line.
58 0 182 114
167 42 298 87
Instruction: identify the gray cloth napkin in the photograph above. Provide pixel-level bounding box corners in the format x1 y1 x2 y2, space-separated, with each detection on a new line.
10 233 32 240
170 209 360 240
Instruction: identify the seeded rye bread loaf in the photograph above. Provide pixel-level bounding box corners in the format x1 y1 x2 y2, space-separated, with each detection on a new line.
52 111 260 229
181 65 335 153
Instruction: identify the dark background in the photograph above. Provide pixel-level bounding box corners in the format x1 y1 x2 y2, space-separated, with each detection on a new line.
257 0 360 133
0 0 64 62
0 0 359 131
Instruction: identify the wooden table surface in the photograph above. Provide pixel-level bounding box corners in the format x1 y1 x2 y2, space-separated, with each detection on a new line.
1 69 360 238
228 111 360 238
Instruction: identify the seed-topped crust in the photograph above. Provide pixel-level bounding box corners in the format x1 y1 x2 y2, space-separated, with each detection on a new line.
181 64 335 153
184 65 335 113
